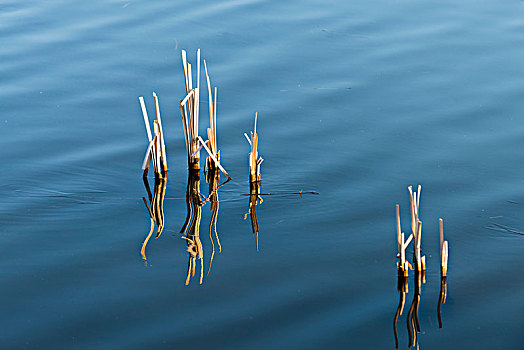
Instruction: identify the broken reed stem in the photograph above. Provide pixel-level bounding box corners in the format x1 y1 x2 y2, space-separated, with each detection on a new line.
396 204 413 277
153 92 167 172
396 204 407 277
439 218 449 277
139 93 167 178
408 185 425 271
245 112 263 183
179 49 201 170
197 58 231 181
203 60 215 155
196 136 231 180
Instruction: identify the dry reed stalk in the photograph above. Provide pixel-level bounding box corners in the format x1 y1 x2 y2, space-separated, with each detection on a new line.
396 204 413 277
197 136 231 180
244 112 263 183
439 218 449 277
185 59 232 181
139 94 167 178
408 185 425 271
179 49 202 170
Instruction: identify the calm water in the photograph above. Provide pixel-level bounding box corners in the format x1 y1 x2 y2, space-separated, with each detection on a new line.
1 0 524 348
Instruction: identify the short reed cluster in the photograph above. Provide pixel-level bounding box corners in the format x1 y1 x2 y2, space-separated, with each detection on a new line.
139 93 167 178
395 185 449 278
244 112 263 184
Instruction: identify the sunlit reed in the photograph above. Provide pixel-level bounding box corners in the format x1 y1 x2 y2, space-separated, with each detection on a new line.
178 49 231 180
439 218 449 277
179 49 202 171
408 185 426 271
244 112 263 184
139 93 167 178
396 204 413 277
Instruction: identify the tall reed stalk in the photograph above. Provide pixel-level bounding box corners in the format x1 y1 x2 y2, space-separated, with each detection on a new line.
408 185 425 271
179 49 201 171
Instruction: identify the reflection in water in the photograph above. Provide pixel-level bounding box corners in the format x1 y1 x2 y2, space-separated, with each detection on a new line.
180 170 204 285
406 270 424 349
393 270 427 349
393 276 408 349
180 169 228 285
437 277 447 328
245 180 262 251
140 175 167 263
205 167 222 276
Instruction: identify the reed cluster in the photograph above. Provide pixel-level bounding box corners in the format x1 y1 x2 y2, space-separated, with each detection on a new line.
244 112 263 184
178 49 201 171
396 185 449 278
393 185 450 348
138 48 270 282
396 185 432 276
178 49 231 180
139 93 167 178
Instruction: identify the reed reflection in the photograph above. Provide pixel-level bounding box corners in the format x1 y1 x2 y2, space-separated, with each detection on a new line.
392 270 426 349
245 180 262 251
393 276 408 349
406 270 424 349
437 277 447 328
205 165 222 277
180 167 229 285
140 175 167 263
180 170 204 285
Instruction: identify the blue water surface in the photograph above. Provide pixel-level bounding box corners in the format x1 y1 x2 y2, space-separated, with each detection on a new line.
1 0 523 349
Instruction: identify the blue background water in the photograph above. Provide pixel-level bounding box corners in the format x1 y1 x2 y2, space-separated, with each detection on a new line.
1 0 523 348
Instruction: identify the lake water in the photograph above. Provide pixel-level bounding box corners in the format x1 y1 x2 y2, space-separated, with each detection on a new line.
1 0 523 348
